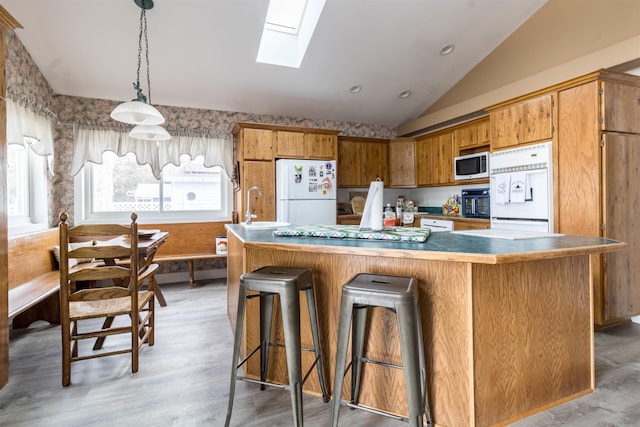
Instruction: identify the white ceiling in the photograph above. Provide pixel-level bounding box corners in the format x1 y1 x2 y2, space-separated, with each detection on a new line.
1 0 547 128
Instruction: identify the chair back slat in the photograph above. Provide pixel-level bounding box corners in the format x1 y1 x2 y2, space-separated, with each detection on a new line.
69 266 132 282
69 286 132 302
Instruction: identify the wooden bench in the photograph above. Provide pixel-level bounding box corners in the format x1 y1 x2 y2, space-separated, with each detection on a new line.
153 253 226 288
147 222 229 288
8 228 61 328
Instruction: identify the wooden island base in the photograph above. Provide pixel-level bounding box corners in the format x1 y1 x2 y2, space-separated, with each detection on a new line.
225 227 615 427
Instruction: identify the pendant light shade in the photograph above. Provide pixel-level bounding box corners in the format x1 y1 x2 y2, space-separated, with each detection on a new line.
110 100 165 125
129 124 171 141
111 0 170 140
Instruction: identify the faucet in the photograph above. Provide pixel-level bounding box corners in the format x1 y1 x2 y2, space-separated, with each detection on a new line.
245 186 262 224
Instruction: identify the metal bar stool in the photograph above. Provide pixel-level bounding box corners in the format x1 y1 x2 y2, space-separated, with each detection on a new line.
225 266 329 427
330 273 432 427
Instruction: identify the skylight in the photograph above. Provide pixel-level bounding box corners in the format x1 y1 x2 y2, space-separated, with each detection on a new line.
257 0 326 69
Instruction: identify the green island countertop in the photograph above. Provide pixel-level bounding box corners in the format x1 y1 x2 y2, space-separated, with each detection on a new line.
225 224 625 264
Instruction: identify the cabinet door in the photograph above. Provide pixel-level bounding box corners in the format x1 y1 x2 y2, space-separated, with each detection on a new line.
477 118 490 145
602 132 640 320
305 133 336 159
337 140 362 187
241 161 275 221
490 104 520 150
276 131 304 158
453 124 477 150
520 94 553 143
490 94 553 149
432 132 454 184
601 81 640 134
416 136 433 186
389 139 416 187
242 128 273 160
362 141 389 184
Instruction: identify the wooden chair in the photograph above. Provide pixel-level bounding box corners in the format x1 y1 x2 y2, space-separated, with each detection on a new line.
58 212 157 386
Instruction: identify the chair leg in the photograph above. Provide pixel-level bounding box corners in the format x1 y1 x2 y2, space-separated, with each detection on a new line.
225 283 247 427
62 321 72 386
331 296 354 427
279 285 303 427
132 310 139 374
350 305 368 405
259 292 275 390
305 285 329 402
397 302 424 427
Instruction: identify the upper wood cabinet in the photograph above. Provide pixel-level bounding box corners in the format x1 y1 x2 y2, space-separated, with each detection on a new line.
389 138 417 188
275 131 305 158
416 132 454 186
489 93 554 150
274 129 338 159
337 136 388 187
239 127 273 160
305 132 337 159
600 80 640 134
453 117 490 156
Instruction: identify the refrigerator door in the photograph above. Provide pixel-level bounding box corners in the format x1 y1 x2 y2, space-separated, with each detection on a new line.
279 199 337 225
277 159 337 201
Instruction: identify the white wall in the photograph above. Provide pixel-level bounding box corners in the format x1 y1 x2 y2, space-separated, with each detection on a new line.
339 183 489 209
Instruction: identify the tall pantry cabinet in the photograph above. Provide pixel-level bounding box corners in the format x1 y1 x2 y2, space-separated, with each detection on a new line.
556 70 640 326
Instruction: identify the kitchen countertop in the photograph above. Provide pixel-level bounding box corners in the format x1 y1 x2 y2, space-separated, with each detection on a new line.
226 224 624 264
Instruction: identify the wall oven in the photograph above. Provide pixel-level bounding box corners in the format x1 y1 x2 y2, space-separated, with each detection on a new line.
489 142 553 232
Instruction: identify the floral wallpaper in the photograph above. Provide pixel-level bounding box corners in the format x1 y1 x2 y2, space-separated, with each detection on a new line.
6 31 397 227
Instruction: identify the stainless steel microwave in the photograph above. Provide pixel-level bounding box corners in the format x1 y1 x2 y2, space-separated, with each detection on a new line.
454 151 489 180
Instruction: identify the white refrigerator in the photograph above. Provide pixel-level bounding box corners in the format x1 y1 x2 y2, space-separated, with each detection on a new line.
276 159 337 225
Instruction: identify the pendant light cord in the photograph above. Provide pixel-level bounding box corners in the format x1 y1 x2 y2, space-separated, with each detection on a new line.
134 7 152 104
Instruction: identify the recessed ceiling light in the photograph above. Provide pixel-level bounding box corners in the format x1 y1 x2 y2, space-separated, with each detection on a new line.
350 85 362 94
399 90 412 99
440 43 455 56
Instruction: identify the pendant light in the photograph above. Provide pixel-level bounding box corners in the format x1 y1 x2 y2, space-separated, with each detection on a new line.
110 0 170 141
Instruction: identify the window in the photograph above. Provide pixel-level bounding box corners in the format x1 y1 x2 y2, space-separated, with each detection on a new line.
76 151 232 223
256 0 326 68
7 138 49 236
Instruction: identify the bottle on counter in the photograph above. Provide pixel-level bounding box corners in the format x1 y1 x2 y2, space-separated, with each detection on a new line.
396 196 405 226
384 203 396 227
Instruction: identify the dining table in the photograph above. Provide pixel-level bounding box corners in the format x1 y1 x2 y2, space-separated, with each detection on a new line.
102 230 170 306
90 230 169 350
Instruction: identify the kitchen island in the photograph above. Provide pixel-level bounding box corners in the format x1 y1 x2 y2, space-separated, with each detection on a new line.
224 224 624 427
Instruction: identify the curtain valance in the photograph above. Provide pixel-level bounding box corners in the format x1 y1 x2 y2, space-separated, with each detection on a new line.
72 126 234 180
6 99 55 173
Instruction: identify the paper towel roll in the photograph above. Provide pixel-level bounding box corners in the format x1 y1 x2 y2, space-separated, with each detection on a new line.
359 180 384 231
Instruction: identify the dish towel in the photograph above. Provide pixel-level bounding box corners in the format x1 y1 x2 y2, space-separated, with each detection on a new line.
510 171 527 203
493 173 511 204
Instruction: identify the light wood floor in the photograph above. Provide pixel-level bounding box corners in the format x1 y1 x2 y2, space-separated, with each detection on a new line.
0 279 639 426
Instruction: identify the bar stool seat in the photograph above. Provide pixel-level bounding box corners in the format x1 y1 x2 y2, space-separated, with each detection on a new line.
331 273 432 427
225 266 328 427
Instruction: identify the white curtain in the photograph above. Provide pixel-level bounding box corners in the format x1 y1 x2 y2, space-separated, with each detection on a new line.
6 99 55 173
72 127 234 180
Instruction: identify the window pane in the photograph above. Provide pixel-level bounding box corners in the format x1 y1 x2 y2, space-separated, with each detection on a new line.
88 152 226 216
91 151 157 212
162 155 223 211
7 144 29 217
